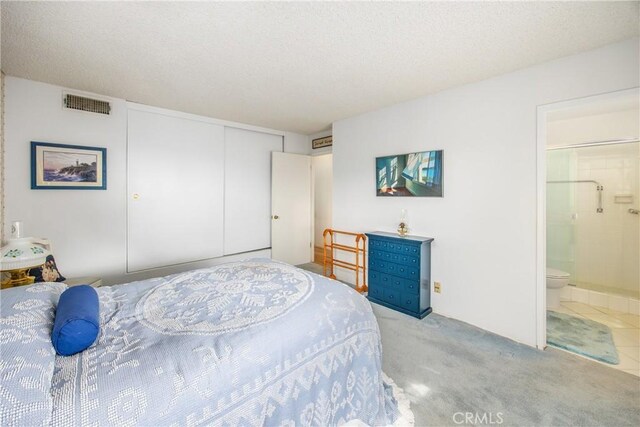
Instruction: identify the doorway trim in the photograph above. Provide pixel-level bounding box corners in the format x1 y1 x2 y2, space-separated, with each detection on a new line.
535 87 640 350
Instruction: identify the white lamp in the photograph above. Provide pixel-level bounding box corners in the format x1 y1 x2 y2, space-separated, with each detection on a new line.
0 221 50 289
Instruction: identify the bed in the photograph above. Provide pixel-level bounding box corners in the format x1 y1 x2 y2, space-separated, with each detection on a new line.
0 259 399 426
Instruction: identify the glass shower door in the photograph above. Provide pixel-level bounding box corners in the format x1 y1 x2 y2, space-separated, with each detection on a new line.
547 150 577 280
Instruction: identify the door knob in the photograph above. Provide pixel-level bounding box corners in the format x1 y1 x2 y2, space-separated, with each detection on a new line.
629 209 639 215
272 215 279 220
132 193 140 200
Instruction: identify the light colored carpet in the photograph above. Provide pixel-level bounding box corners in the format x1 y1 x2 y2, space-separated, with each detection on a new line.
373 305 639 426
297 263 640 426
546 310 619 364
299 262 324 275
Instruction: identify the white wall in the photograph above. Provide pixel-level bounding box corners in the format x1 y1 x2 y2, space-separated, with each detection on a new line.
283 131 310 155
332 38 639 346
3 76 308 284
4 77 128 283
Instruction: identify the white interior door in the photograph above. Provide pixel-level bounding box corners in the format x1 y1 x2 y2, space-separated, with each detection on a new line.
271 152 312 265
224 127 283 255
127 109 225 272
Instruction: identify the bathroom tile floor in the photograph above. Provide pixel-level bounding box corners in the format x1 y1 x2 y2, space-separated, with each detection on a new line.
550 301 640 376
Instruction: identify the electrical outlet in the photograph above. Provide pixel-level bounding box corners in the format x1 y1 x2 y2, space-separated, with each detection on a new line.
434 281 441 293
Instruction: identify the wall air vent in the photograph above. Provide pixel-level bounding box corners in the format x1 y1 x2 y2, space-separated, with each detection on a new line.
63 93 111 115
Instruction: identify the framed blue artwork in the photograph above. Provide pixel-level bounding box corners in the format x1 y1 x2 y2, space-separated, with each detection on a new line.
31 141 107 190
376 150 443 197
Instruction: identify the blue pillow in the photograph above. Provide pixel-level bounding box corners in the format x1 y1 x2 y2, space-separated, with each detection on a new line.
51 285 100 356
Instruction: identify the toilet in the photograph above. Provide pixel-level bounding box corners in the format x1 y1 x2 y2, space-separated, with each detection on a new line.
546 268 570 309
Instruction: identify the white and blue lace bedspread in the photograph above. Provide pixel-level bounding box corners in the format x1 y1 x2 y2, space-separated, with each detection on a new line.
1 259 398 426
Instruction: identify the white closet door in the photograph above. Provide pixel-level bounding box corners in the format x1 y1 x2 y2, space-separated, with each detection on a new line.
224 127 283 255
127 109 225 272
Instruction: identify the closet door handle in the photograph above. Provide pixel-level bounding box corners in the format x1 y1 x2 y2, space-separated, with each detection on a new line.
272 215 280 220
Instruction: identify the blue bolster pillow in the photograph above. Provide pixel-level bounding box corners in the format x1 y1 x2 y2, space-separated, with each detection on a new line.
51 285 100 356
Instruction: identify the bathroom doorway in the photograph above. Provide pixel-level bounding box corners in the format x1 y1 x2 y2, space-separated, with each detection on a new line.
537 88 639 375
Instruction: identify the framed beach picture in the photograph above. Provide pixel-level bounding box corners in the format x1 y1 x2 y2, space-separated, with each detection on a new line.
31 141 107 190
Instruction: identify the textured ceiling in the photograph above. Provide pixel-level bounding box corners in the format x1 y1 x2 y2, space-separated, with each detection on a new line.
1 1 638 134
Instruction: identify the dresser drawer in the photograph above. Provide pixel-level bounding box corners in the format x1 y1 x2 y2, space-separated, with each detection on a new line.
369 248 419 268
370 270 418 295
370 288 419 314
404 279 420 294
388 241 421 256
370 239 421 257
398 264 420 281
368 239 386 250
369 270 400 289
399 253 420 267
368 284 383 300
368 248 386 261
370 270 399 289
399 243 420 256
367 282 397 307
398 293 419 313
369 258 419 281
369 258 396 275
381 288 401 307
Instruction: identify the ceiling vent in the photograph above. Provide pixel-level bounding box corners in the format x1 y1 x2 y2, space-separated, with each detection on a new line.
63 93 111 115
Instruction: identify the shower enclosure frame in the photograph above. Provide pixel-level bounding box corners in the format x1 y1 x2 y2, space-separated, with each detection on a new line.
535 87 639 350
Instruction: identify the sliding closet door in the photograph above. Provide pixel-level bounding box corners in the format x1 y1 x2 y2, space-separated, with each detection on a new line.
223 127 283 255
127 109 225 272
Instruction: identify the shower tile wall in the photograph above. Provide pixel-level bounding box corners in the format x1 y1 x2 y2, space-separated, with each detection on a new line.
548 143 639 296
574 143 639 294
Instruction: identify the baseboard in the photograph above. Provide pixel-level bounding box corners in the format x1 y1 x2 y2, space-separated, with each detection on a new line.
561 285 640 314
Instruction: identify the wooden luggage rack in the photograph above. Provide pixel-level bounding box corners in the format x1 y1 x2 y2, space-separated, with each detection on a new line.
322 229 367 293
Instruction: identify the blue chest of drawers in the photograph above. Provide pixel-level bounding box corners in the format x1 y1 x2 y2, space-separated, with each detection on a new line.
366 231 434 319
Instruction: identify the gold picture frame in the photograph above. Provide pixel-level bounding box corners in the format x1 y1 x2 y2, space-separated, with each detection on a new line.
312 135 332 149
